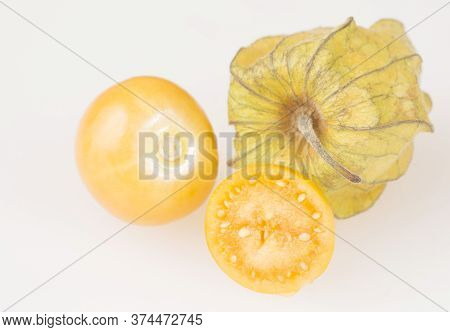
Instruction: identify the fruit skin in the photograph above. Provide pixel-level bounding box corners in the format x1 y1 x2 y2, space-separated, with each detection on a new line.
76 76 218 225
228 18 432 218
205 164 334 294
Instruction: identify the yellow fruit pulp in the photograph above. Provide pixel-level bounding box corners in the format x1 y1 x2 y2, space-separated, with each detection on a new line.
205 164 334 294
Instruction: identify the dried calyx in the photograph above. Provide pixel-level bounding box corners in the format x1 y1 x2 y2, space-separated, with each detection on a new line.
228 17 433 218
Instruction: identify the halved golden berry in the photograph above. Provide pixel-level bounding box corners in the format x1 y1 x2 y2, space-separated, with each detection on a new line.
205 164 334 294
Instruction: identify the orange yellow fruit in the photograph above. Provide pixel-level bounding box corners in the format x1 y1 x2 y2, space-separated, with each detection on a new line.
205 164 334 294
76 76 217 225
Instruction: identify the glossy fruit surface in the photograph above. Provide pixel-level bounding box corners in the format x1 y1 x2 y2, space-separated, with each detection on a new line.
205 164 334 294
76 76 217 224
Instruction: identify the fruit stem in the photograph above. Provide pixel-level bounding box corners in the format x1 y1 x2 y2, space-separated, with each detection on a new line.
297 113 361 183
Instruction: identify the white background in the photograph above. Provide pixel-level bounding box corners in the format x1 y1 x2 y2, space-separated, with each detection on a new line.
0 0 449 312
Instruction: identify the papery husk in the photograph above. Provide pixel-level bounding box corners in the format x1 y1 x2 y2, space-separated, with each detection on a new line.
228 18 432 218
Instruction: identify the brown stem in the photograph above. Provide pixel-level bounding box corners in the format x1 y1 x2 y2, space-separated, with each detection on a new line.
297 112 361 183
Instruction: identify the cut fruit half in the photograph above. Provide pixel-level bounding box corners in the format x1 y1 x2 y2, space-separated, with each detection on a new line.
205 164 334 294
